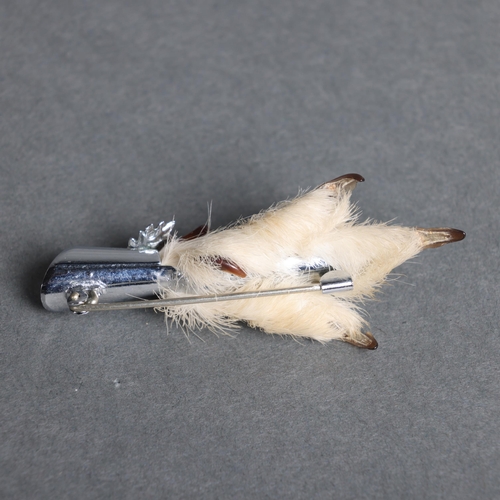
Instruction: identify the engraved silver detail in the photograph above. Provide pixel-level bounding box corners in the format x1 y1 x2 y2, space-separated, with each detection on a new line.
128 220 175 253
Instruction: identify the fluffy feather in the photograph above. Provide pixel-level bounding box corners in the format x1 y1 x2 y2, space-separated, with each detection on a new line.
159 174 465 348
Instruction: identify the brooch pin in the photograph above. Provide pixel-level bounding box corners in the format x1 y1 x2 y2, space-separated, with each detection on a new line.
41 174 465 349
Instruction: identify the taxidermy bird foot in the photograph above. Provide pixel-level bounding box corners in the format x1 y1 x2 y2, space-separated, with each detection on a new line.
42 173 466 350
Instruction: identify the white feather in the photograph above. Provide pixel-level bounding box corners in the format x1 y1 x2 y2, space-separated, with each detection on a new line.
159 175 464 348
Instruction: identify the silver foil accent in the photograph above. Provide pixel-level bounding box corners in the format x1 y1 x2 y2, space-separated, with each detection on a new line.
282 257 333 276
128 220 175 253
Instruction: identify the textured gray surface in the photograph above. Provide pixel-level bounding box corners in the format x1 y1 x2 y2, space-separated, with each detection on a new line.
1 0 499 498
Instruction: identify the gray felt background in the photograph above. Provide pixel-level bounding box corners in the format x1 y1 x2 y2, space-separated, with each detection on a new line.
1 0 499 498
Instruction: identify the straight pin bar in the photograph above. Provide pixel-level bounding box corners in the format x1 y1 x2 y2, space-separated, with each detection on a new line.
69 270 353 313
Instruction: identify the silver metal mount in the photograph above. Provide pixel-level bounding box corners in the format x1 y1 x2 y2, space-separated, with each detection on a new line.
41 222 354 314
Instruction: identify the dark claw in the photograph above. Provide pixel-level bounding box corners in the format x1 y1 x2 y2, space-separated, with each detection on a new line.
329 173 365 184
214 257 247 278
319 173 365 191
181 224 209 241
417 227 466 249
343 331 378 350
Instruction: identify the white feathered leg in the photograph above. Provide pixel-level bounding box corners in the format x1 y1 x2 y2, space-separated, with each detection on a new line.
160 174 465 348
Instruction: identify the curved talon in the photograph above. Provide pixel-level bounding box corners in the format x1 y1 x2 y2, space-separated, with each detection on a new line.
214 257 247 278
343 331 378 350
417 227 466 249
181 224 209 241
319 173 365 192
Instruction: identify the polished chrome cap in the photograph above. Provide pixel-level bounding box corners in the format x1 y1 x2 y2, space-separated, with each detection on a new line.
41 247 181 313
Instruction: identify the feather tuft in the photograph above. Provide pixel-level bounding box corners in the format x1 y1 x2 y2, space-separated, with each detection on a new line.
159 175 465 347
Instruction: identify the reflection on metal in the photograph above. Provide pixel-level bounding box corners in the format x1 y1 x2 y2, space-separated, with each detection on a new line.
68 270 354 313
40 247 183 313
